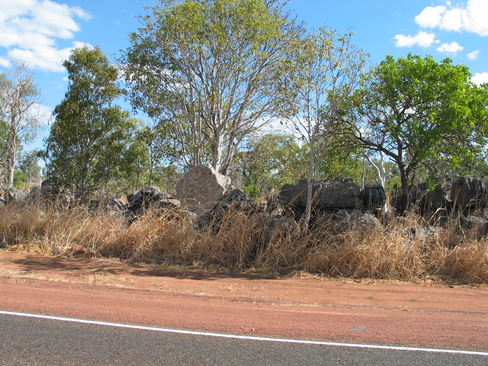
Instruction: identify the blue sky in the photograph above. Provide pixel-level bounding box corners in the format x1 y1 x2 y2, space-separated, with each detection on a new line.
0 0 487 152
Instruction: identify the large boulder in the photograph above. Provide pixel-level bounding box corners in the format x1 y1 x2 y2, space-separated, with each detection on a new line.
176 164 231 213
390 183 430 214
313 209 381 234
128 186 180 215
88 190 128 213
4 188 28 204
197 188 259 229
359 185 386 211
25 180 75 208
279 177 361 222
450 176 488 210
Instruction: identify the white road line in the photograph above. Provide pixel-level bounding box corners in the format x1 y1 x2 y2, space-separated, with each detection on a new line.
1 310 487 357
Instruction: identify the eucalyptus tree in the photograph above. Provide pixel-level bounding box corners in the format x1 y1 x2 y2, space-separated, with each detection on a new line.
0 61 42 189
0 119 8 187
121 0 302 174
348 54 488 213
279 27 368 226
45 46 147 199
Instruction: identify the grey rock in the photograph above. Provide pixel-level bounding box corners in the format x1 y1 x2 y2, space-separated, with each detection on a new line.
5 188 27 204
176 164 231 213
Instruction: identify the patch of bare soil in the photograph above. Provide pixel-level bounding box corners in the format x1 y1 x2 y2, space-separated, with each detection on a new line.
0 250 487 351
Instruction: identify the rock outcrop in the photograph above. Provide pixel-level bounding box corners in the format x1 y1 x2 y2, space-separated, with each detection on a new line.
279 177 361 223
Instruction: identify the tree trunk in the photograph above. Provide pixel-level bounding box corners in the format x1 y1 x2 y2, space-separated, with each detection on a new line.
303 144 316 229
6 132 16 189
398 165 409 215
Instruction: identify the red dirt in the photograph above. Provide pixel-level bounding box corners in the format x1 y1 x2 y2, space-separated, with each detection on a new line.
1 250 487 352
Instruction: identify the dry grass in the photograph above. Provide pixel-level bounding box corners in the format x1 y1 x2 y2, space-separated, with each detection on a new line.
1 202 487 284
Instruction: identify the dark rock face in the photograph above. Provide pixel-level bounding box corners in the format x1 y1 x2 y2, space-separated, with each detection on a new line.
450 176 488 210
279 177 361 223
128 186 180 216
280 178 360 210
359 185 386 211
197 188 260 229
390 183 430 214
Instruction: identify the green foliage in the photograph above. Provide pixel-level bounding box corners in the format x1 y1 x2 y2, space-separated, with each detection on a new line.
13 170 28 190
350 54 488 213
234 133 307 194
121 0 301 174
243 184 261 200
45 46 148 199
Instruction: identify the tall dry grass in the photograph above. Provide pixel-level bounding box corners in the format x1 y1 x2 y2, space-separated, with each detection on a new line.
1 202 487 283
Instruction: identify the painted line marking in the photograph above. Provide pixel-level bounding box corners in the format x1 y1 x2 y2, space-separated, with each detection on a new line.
1 310 487 357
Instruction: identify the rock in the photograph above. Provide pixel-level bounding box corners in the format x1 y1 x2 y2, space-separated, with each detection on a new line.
402 226 446 249
4 188 27 204
390 183 429 214
459 215 488 240
316 178 360 209
279 177 361 222
313 210 381 234
128 186 180 216
359 185 386 211
451 176 488 210
128 186 161 210
279 179 309 207
197 188 259 229
176 164 231 213
89 190 128 212
25 180 74 207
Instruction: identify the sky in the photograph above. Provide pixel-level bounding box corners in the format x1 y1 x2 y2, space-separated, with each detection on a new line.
0 0 487 152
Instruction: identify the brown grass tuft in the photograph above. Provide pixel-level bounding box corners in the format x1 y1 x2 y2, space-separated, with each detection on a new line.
1 203 487 284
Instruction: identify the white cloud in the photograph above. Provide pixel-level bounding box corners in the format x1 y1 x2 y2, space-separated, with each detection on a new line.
0 57 11 68
472 72 488 85
415 5 446 28
394 31 437 48
467 50 480 60
437 41 464 54
0 0 91 72
415 0 488 36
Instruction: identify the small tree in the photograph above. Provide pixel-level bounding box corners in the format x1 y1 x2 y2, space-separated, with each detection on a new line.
0 61 42 189
279 28 368 227
45 46 146 199
349 54 488 214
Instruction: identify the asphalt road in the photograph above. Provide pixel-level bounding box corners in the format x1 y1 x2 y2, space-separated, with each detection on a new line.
1 312 487 366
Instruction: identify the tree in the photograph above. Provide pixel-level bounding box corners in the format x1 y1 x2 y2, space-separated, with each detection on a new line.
0 61 42 189
121 0 301 174
0 119 9 188
348 54 488 214
19 149 42 183
279 27 368 227
45 46 146 199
